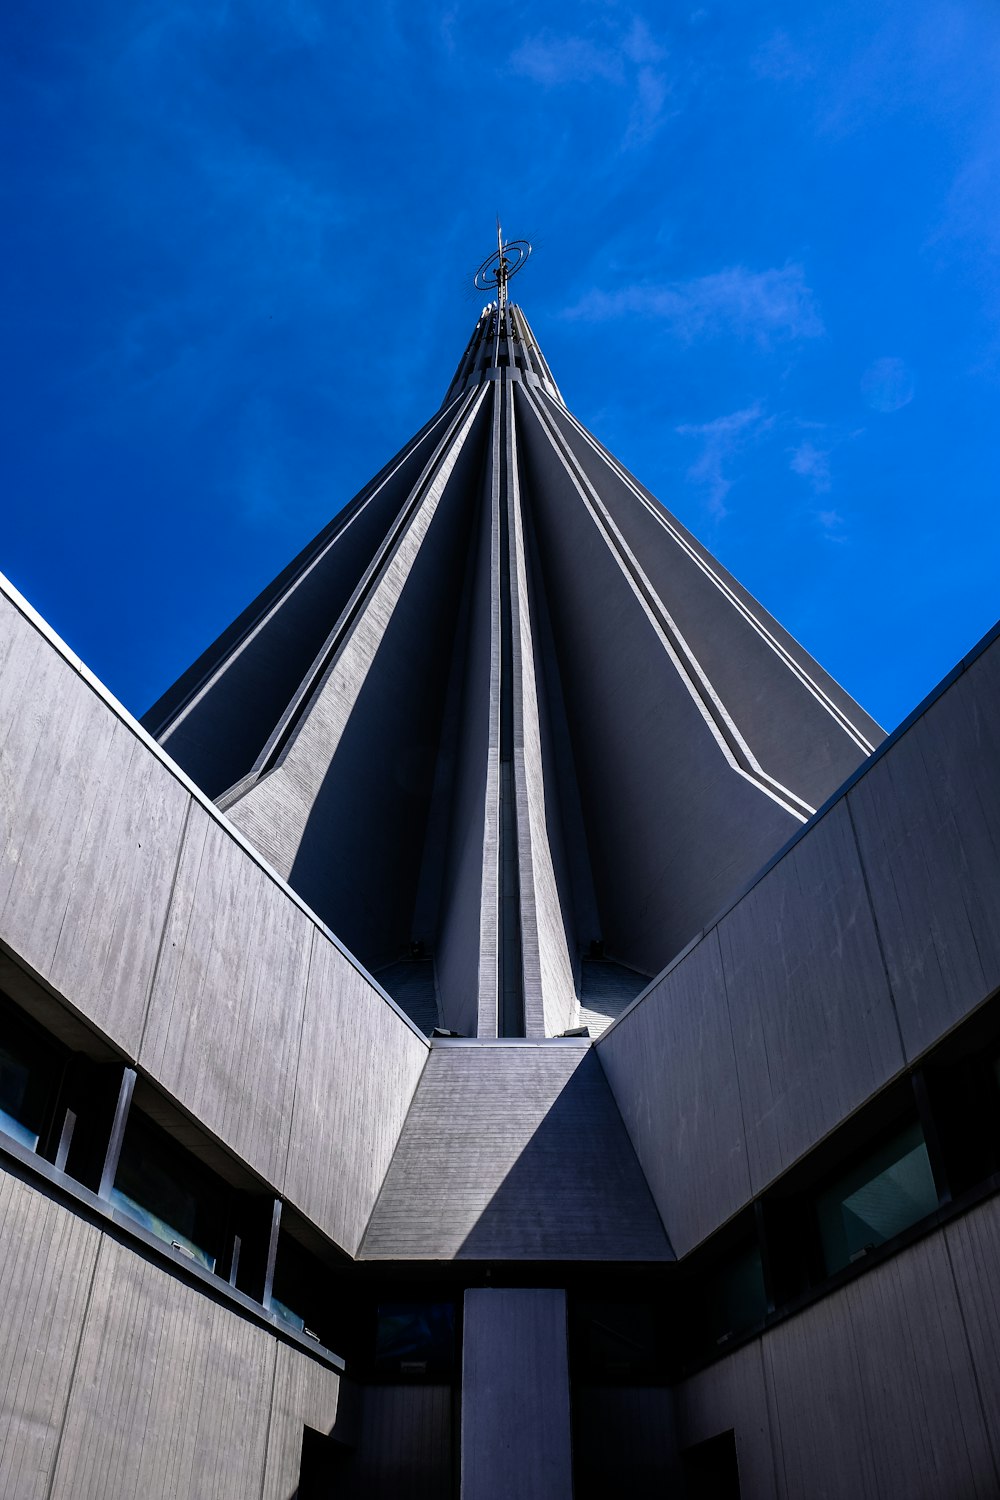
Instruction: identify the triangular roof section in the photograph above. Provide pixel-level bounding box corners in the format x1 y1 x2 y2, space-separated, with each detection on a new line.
143 299 882 1040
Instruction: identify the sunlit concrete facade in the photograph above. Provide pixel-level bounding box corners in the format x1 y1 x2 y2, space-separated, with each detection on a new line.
1 305 998 1498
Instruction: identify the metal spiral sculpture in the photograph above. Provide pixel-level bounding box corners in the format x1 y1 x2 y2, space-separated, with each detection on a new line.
474 221 532 313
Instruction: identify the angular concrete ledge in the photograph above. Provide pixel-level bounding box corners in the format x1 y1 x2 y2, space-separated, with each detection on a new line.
0 569 429 1258
597 617 1000 1255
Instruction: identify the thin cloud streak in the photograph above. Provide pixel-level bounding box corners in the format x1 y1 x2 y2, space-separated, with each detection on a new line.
563 265 824 345
677 403 772 518
509 16 672 144
789 440 832 492
510 32 622 85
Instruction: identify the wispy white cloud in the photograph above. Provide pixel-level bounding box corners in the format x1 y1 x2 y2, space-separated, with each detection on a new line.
860 357 916 412
816 507 849 544
563 264 824 345
622 18 667 68
789 440 832 491
751 30 815 84
627 65 671 146
510 31 624 86
676 403 772 518
510 16 672 144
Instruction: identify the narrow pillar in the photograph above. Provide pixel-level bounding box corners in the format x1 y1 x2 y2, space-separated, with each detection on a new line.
461 1288 573 1500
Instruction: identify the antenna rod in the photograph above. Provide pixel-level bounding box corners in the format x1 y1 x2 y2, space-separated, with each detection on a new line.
472 227 532 317
496 216 509 316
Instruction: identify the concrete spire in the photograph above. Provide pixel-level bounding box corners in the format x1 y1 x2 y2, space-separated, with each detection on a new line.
143 305 882 1037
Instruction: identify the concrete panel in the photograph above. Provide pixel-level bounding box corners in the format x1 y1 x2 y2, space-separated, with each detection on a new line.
361 1044 669 1262
0 592 189 1054
945 1194 1000 1467
284 935 428 1257
228 389 489 974
141 803 311 1187
344 1386 452 1499
849 641 1000 1060
0 1172 101 1500
549 397 882 802
596 930 751 1256
515 383 799 980
761 1230 997 1498
462 1289 572 1500
50 1236 275 1500
433 387 501 1037
673 1340 778 1500
261 1343 355 1500
508 392 577 1038
719 799 903 1192
523 503 601 967
844 1233 996 1498
762 1292 879 1498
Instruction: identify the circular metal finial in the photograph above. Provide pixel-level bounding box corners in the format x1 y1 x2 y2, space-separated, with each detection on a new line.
474 222 532 310
474 239 532 294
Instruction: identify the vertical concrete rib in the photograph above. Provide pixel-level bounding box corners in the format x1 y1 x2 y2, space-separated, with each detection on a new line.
511 305 565 405
221 385 491 973
496 379 525 1037
504 375 577 1038
433 383 502 1037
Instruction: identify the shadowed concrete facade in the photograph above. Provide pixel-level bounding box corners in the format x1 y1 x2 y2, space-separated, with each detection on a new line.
1 299 998 1498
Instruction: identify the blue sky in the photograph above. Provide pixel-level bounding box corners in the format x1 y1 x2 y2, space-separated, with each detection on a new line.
2 0 998 732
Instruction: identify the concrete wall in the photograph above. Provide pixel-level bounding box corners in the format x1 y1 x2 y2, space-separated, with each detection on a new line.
227 387 490 974
516 382 805 980
433 383 501 1037
361 1042 668 1262
546 395 883 796
507 382 578 1038
597 626 1000 1256
674 1192 1000 1498
0 572 429 1259
0 1170 353 1500
340 1386 453 1499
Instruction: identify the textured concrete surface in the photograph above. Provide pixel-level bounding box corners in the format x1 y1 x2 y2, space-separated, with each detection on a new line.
462 1290 573 1500
361 1042 670 1261
147 302 880 1028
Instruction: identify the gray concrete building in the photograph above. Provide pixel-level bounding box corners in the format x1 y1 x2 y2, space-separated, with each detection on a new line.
1 298 999 1498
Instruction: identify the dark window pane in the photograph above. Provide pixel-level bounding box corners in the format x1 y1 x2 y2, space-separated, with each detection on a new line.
0 1009 57 1152
375 1302 455 1377
0 1041 40 1149
271 1232 330 1343
111 1116 221 1271
682 1430 741 1498
815 1120 937 1275
703 1243 766 1348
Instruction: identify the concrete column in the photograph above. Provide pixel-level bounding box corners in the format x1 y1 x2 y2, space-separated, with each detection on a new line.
461 1288 573 1500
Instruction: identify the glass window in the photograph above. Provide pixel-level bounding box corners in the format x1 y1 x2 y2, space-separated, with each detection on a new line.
0 1010 57 1152
703 1242 767 1348
814 1119 938 1276
375 1302 455 1377
110 1115 221 1272
272 1292 306 1332
271 1232 329 1342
